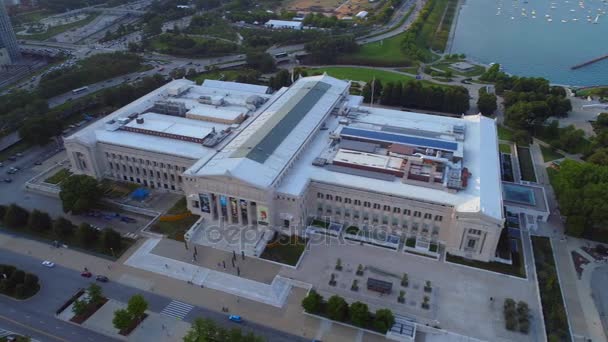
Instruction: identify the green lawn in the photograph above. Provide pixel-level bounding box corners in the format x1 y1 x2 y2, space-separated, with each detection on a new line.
499 143 511 154
150 215 200 241
517 146 537 182
497 125 514 141
309 66 415 84
167 196 189 215
575 86 608 98
540 145 564 162
18 13 99 41
14 9 53 24
44 168 72 184
346 31 412 65
260 235 307 266
190 68 258 85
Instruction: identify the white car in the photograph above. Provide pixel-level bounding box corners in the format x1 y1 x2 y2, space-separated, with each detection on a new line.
42 261 55 268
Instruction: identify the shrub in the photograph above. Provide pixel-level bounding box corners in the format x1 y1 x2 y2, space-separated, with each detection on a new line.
349 301 370 327
326 295 349 321
373 309 395 333
302 290 323 314
3 204 29 228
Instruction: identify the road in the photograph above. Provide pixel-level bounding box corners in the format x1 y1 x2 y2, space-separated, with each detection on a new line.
0 249 307 342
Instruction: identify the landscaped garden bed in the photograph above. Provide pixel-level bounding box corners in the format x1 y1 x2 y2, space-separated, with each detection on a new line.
446 244 526 279
44 168 73 184
516 146 537 182
531 236 571 341
70 284 109 324
260 234 308 266
150 197 200 241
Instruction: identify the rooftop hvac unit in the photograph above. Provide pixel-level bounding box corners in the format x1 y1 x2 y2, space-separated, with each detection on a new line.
167 85 190 97
153 100 187 117
198 95 224 106
104 119 121 131
116 117 130 125
136 118 144 124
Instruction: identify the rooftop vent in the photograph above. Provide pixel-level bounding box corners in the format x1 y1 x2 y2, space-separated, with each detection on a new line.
136 118 144 124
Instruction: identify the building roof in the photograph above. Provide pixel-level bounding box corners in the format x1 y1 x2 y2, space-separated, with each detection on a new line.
186 75 349 188
186 106 245 122
201 79 270 95
275 106 503 221
64 79 266 160
264 20 303 28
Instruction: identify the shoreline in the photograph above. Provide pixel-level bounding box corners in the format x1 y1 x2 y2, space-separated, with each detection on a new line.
445 0 465 54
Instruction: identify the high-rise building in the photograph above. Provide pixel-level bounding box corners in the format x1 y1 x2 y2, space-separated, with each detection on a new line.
0 0 20 65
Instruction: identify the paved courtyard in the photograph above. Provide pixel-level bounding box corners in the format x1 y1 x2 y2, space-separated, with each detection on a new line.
280 239 543 342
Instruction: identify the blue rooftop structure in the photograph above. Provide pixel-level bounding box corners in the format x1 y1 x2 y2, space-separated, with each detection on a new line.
131 188 150 201
340 127 458 151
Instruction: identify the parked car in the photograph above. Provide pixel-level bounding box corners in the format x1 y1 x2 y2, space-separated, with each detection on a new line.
42 260 55 268
96 275 109 282
228 315 243 323
81 271 92 278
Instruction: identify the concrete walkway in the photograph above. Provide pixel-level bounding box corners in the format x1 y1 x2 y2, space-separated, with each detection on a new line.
125 238 292 307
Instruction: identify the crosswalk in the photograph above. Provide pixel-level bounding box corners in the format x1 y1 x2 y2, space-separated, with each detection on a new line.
160 300 194 320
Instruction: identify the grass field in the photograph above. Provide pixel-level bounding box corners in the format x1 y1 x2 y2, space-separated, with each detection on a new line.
575 86 608 98
44 168 72 184
540 145 564 162
309 66 416 84
517 146 537 182
498 125 514 141
14 9 53 24
349 31 411 65
17 13 99 41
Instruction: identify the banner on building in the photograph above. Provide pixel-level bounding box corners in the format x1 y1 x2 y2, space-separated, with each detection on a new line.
199 194 211 213
257 205 269 226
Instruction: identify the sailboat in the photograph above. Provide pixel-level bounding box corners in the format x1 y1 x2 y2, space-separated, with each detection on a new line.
594 14 600 23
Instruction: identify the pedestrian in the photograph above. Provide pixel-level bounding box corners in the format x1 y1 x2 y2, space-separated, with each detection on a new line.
490 297 494 302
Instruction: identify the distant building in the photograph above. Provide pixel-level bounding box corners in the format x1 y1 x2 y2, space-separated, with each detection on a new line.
355 11 368 19
450 62 475 72
264 20 303 30
0 0 20 65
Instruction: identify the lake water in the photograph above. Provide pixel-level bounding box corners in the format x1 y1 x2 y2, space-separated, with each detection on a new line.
451 0 608 86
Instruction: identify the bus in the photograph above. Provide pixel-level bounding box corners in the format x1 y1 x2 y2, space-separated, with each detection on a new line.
72 86 89 95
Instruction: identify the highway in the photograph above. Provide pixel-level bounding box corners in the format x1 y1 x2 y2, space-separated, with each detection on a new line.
0 249 308 342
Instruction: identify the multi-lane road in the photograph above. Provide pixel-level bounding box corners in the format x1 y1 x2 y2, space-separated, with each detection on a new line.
0 249 307 342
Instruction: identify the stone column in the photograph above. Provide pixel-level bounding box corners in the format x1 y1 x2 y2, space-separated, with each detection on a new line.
227 198 234 224
247 201 254 226
215 194 223 225
237 199 243 225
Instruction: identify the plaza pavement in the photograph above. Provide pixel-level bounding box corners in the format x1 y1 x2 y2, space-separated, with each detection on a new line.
280 238 543 342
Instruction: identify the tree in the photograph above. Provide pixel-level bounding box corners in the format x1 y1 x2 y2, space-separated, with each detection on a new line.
102 228 122 252
77 223 99 247
112 308 132 330
53 217 75 238
88 283 104 305
349 301 370 327
3 204 29 229
326 295 348 321
246 51 275 73
127 294 148 321
512 129 531 146
302 289 323 314
59 175 100 214
144 16 163 36
477 88 497 116
373 308 395 333
26 209 52 232
19 115 60 146
23 273 38 291
72 299 89 316
184 317 264 342
565 216 585 237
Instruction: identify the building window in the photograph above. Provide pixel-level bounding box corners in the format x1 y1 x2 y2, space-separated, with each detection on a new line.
344 198 352 204
139 158 143 164
467 239 477 249
171 185 175 190
123 176 127 180
373 203 380 210
335 196 342 202
434 215 443 222
171 174 175 181
383 205 391 212
129 166 133 173
143 169 146 176
163 172 168 179
122 165 127 172
326 194 333 201
136 167 140 175
317 192 324 199
178 176 182 183
403 209 411 216
160 163 165 168
393 207 400 214
136 178 141 183
112 153 116 159
469 229 482 235
354 199 361 206
153 161 157 166
363 201 370 208
146 160 150 165
108 162 113 170
130 177 134 182
414 211 421 217
164 183 168 189
424 213 432 220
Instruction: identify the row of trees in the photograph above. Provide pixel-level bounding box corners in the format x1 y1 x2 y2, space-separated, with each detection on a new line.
184 318 264 342
398 0 439 62
477 87 497 116
17 74 168 147
585 112 608 165
302 290 395 333
549 160 608 242
38 52 144 98
304 35 359 64
362 79 470 114
0 203 124 255
0 264 40 299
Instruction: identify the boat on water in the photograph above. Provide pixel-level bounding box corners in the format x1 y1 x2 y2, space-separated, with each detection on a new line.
593 14 600 23
561 19 568 22
548 18 553 21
